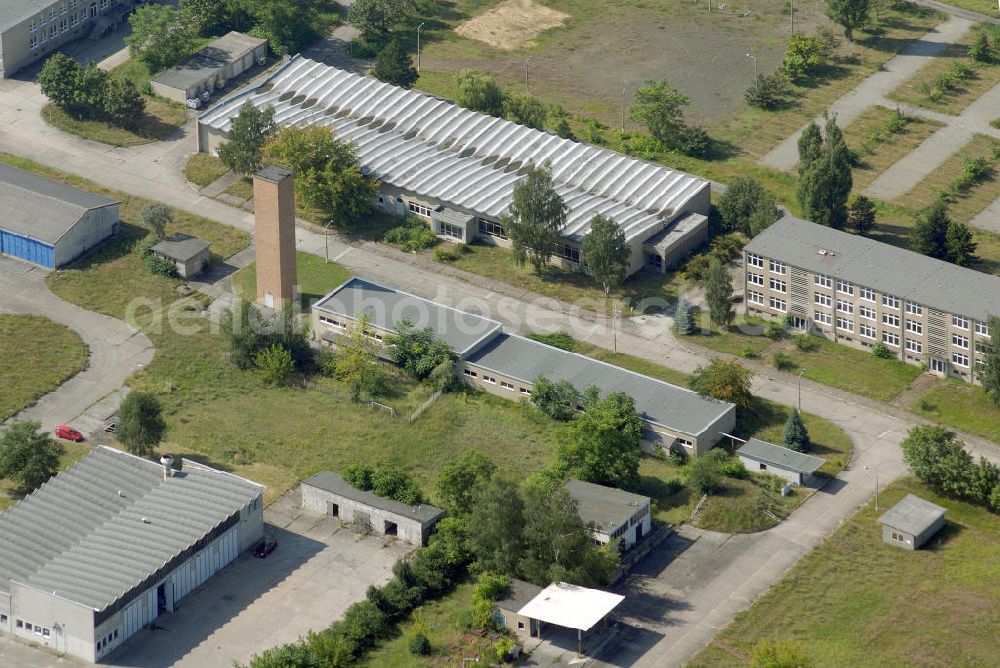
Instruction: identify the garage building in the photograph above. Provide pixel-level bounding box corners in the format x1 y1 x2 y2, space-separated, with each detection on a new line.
0 446 264 663
301 471 445 546
150 233 211 279
150 31 268 105
880 494 947 551
0 163 118 268
736 438 825 486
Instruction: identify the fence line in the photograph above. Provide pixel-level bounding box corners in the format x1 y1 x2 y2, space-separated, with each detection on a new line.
409 390 443 423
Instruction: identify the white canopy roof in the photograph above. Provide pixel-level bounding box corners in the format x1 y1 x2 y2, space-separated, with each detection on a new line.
517 582 625 632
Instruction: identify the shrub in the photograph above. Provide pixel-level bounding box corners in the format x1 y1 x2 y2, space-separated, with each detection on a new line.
782 32 833 79
678 125 710 157
667 447 689 467
408 632 431 656
531 376 580 421
719 456 749 479
968 30 994 63
741 345 759 359
870 341 894 359
526 331 578 351
765 321 786 340
744 71 790 110
685 455 721 494
254 344 295 386
433 246 459 262
791 333 818 352
772 351 795 371
383 219 438 251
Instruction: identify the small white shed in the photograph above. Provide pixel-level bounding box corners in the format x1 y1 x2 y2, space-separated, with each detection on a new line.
737 438 825 486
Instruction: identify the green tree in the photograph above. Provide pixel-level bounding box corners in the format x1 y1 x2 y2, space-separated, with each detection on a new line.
532 376 580 421
703 257 734 327
348 0 407 43
797 121 824 174
247 642 321 668
342 462 375 489
262 124 377 226
126 4 197 71
747 198 782 236
219 102 277 176
581 214 630 295
75 64 111 119
504 93 547 130
0 421 64 493
555 117 575 140
674 299 696 335
717 179 779 235
969 457 1000 506
117 391 166 457
371 464 423 504
848 195 877 236
502 162 568 272
745 71 790 110
900 425 974 499
968 30 994 63
140 202 172 239
797 115 851 229
455 70 506 117
436 451 497 513
689 358 754 410
327 314 385 401
179 0 232 36
221 299 264 369
255 344 295 386
751 639 814 668
629 79 690 150
385 320 454 380
826 0 871 41
100 78 145 128
782 408 810 452
371 38 418 88
910 200 951 260
980 315 1000 405
558 392 643 489
251 0 324 53
685 454 722 494
37 53 83 109
782 32 833 79
468 477 526 576
945 221 977 267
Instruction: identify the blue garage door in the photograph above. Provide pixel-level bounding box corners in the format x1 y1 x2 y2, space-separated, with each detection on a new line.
0 229 55 268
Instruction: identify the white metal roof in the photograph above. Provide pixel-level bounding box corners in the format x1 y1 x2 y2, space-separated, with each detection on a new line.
517 582 624 632
199 57 709 242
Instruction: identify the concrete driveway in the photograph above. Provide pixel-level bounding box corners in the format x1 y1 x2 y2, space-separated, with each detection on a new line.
104 490 409 667
0 256 153 434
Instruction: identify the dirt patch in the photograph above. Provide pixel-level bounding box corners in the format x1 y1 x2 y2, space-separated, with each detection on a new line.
454 0 570 50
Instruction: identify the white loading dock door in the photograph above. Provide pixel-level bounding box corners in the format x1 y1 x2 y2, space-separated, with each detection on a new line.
122 589 158 641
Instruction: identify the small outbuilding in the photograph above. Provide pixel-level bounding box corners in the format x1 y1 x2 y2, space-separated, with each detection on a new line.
300 471 445 546
879 494 946 551
517 582 625 656
150 234 211 279
737 438 825 486
564 479 651 550
494 578 542 638
151 32 268 105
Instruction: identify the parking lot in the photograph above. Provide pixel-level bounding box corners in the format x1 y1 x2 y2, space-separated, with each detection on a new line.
0 489 410 668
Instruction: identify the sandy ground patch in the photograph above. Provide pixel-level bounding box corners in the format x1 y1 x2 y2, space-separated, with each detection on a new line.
454 0 570 50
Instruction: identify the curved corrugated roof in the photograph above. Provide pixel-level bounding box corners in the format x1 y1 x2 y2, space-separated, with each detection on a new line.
199 57 709 241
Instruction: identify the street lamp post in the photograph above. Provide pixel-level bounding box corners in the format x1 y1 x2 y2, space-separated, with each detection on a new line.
416 22 425 73
524 55 531 93
798 368 807 411
790 0 795 34
620 82 627 132
612 306 622 354
746 52 758 80
864 466 880 511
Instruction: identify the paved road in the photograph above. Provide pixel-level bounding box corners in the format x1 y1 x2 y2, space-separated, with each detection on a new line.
0 257 153 434
3 73 1000 668
911 0 999 24
759 17 972 172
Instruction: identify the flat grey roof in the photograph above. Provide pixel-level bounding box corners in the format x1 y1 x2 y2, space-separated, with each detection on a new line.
432 206 474 226
644 212 707 253
879 494 946 535
0 163 118 245
565 479 649 534
255 164 293 183
467 332 735 437
737 438 825 474
497 578 543 613
313 277 503 356
151 234 210 262
301 471 444 524
745 215 1000 322
0 447 263 611
152 31 266 91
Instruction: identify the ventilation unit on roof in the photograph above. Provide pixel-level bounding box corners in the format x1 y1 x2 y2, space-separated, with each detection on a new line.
818 249 836 257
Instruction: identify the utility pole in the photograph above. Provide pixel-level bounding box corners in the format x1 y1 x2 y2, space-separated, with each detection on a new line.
798 368 807 411
524 55 531 93
620 82 627 132
790 0 795 34
416 22 425 73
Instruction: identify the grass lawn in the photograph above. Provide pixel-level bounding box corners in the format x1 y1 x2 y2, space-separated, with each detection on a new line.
184 153 229 188
223 176 254 201
888 24 1000 115
841 106 944 191
776 336 924 402
911 377 1000 443
894 133 1000 224
689 477 1000 667
679 315 776 359
445 241 681 316
41 99 188 147
231 251 352 309
934 0 999 15
359 581 476 667
0 315 88 422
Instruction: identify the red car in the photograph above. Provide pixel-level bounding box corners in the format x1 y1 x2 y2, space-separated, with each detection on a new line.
54 425 83 442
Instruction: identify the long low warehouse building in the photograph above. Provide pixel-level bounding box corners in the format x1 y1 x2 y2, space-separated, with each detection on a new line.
197 56 711 276
0 163 118 268
312 277 736 455
0 447 264 663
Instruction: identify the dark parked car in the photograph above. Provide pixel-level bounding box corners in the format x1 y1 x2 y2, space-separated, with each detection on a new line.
254 538 277 558
55 425 83 442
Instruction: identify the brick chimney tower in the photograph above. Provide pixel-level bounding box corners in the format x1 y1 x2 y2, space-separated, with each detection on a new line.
252 165 297 309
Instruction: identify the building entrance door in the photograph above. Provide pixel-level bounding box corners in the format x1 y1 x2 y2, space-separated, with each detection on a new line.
930 359 946 374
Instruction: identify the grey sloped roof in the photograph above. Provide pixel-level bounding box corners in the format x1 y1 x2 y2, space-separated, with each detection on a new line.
565 479 649 533
467 332 735 437
497 578 543 613
151 234 210 262
0 447 263 611
313 277 503 356
744 215 1000 322
152 32 267 90
737 438 825 474
0 163 118 245
879 494 946 535
301 471 444 524
199 56 709 242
